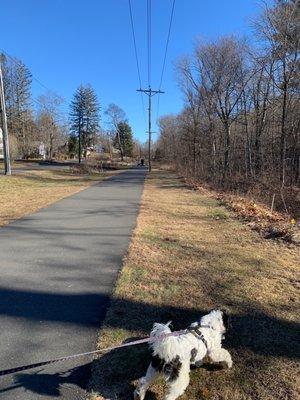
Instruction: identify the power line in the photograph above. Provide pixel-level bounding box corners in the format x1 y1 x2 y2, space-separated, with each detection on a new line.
0 51 67 128
0 50 69 126
0 50 55 94
137 0 170 171
128 1 143 89
137 87 164 172
0 49 69 122
128 0 147 128
156 0 176 121
147 0 152 87
158 0 175 91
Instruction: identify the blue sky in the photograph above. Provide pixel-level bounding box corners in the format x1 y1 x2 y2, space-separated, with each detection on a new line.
0 0 265 142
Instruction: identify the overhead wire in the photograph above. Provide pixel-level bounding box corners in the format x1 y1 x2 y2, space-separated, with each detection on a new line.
158 0 175 91
128 0 147 128
0 50 66 126
0 49 56 96
156 0 176 121
128 1 143 89
147 0 152 88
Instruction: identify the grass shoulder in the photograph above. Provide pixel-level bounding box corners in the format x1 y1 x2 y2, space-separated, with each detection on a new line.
89 170 299 400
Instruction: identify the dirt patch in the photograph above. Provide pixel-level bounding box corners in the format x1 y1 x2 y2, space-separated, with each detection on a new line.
89 170 299 400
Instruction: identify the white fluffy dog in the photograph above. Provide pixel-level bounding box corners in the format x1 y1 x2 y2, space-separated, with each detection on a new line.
134 309 232 400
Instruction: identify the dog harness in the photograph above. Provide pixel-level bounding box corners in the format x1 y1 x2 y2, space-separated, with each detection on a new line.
188 324 210 348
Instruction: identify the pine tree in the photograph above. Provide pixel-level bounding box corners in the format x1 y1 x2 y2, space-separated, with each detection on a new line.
69 84 100 162
68 135 78 158
83 86 100 150
114 121 134 158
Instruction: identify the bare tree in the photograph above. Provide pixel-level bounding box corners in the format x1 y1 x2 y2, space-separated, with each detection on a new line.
255 0 300 183
36 92 65 160
196 37 250 182
156 2 299 215
105 103 126 160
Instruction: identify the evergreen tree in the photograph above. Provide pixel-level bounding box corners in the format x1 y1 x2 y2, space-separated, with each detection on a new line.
83 86 100 150
68 135 78 158
114 121 134 158
69 84 100 162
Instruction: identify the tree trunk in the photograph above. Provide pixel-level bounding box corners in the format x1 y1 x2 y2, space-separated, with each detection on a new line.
117 130 124 161
223 121 231 184
193 128 196 177
280 85 288 184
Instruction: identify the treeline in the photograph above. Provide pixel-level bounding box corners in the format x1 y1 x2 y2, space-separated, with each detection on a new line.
155 0 299 214
0 53 67 159
0 54 138 162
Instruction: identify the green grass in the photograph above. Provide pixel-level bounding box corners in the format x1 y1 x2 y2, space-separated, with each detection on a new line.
206 208 230 220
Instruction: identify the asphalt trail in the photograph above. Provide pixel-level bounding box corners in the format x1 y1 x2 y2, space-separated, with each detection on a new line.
0 167 146 399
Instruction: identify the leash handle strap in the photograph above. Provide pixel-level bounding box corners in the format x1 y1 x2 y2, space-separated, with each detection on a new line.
0 330 187 377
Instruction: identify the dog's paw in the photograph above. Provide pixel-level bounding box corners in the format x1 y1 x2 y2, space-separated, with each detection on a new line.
225 359 233 369
218 360 232 369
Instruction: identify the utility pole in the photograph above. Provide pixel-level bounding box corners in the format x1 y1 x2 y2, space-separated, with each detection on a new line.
0 61 11 175
78 118 81 164
137 86 164 172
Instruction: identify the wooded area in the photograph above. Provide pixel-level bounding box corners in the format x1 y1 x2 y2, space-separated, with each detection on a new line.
155 0 299 215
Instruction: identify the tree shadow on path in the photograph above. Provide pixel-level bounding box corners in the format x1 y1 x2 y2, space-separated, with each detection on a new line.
0 290 299 398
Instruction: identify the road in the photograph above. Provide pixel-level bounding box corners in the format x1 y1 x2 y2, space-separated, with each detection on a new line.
11 160 76 174
0 167 146 399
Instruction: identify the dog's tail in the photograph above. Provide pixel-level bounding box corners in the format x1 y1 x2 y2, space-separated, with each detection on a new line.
149 322 182 362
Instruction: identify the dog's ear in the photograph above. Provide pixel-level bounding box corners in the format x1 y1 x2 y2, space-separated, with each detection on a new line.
167 321 174 330
220 309 230 330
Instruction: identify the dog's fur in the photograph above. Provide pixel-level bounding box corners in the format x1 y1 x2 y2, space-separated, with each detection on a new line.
134 309 232 400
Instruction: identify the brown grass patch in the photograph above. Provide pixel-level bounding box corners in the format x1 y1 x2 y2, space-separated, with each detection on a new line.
89 170 299 400
0 168 118 227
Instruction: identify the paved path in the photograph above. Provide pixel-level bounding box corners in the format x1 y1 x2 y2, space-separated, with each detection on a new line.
11 160 76 174
0 168 146 399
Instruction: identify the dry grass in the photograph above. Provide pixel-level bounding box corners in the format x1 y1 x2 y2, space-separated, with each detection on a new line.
184 177 299 244
89 170 300 400
0 168 118 227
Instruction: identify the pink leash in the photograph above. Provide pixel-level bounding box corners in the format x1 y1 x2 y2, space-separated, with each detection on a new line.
0 329 187 377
